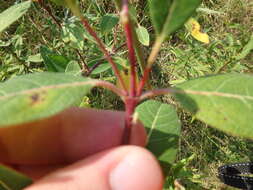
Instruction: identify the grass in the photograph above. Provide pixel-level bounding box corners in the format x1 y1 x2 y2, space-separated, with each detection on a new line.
154 0 253 189
0 0 253 189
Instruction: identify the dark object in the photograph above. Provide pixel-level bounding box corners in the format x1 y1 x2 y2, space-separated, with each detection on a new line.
218 162 253 190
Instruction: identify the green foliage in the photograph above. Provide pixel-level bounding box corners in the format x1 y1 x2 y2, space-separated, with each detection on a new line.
0 0 252 189
0 1 31 33
164 155 204 189
137 100 181 169
49 0 81 17
149 0 201 41
65 61 81 75
136 26 150 46
0 165 32 190
237 34 253 60
87 57 112 75
40 46 70 72
100 14 119 33
0 73 94 127
62 21 95 49
174 74 253 139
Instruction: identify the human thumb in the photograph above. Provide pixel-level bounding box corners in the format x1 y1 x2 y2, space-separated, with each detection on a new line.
25 146 164 190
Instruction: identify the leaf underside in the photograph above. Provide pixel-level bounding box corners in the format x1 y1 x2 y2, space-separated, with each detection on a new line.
174 74 253 139
0 72 94 127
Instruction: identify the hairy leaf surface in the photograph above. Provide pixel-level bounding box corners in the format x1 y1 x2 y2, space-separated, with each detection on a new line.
0 73 94 127
174 74 253 138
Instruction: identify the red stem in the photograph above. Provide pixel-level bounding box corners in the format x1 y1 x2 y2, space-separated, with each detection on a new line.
137 67 151 96
80 17 128 94
86 43 126 76
120 0 140 144
139 88 174 101
75 49 90 72
95 80 127 97
137 37 164 96
121 1 137 97
122 97 138 144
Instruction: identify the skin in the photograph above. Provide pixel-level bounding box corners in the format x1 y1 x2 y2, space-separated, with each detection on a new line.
0 107 164 190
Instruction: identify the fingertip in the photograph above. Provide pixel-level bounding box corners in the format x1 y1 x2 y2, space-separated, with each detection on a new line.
109 146 164 190
25 146 164 190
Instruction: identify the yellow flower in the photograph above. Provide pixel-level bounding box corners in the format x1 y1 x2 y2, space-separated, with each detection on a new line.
185 18 210 44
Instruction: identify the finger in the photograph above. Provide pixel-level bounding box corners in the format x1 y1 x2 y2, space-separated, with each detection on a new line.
24 146 164 190
0 108 146 165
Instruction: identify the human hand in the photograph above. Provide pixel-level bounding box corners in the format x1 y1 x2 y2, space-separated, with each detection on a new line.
0 108 164 190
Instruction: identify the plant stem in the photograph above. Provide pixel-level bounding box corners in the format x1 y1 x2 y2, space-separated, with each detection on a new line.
114 0 146 78
86 43 126 76
139 88 174 101
122 97 138 144
38 0 62 29
137 37 164 96
37 1 90 71
75 49 90 73
121 0 137 97
131 23 146 74
80 17 128 94
120 0 140 144
94 80 127 97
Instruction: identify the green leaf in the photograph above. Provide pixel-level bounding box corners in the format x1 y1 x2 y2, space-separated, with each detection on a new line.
65 60 81 75
113 0 122 10
128 4 138 23
0 165 32 190
237 34 253 60
49 0 81 18
197 7 224 15
100 14 119 33
149 0 201 41
0 40 11 47
174 74 253 139
91 63 111 75
136 26 150 46
0 1 31 33
0 72 95 127
137 100 181 168
88 58 112 75
40 46 70 72
27 53 43 63
62 22 95 49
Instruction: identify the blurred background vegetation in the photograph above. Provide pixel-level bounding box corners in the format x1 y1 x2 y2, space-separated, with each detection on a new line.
0 0 252 189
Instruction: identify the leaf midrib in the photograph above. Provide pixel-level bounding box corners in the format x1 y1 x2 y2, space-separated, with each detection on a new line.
0 80 95 101
160 0 177 37
182 89 253 101
147 105 163 141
